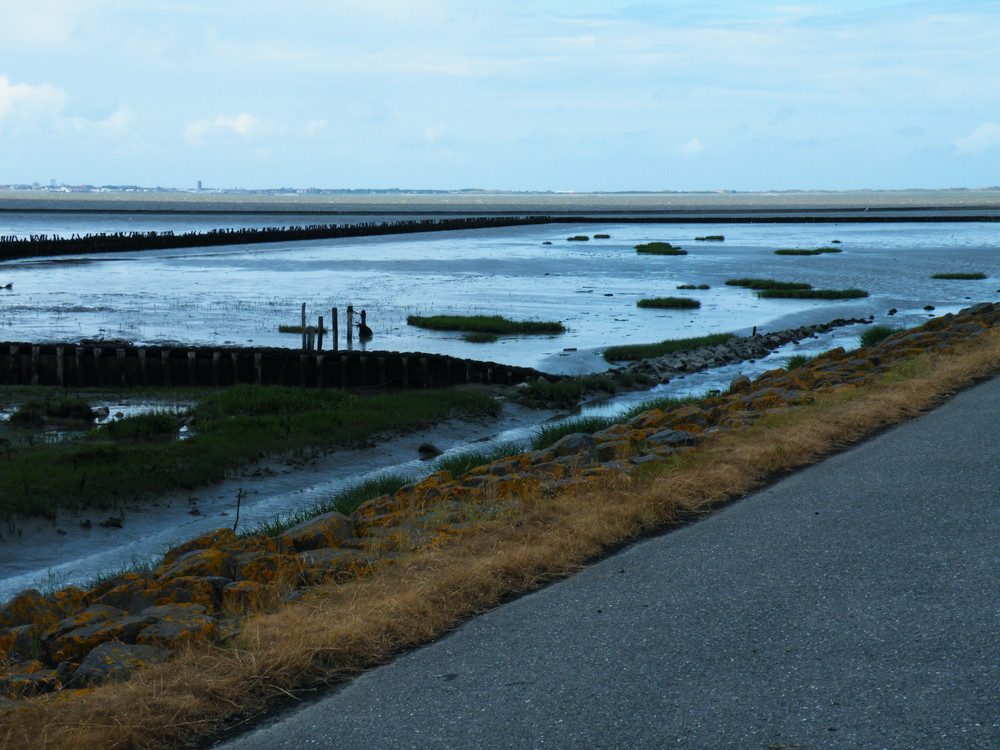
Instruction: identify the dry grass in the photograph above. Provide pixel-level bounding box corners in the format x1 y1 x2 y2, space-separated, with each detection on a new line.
4 331 1000 749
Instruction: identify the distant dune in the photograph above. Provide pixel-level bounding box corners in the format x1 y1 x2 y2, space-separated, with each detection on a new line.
1 188 999 215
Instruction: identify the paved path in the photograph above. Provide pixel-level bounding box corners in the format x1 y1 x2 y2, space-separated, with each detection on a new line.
213 376 1000 749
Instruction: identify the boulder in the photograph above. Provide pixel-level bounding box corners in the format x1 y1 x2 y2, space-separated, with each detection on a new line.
69 642 170 687
279 511 357 552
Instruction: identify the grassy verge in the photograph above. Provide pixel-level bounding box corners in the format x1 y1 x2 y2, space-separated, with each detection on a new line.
10 329 1000 750
637 297 700 309
774 247 842 256
931 272 987 280
756 288 869 299
407 314 565 335
603 332 736 362
0 385 500 519
859 325 902 347
635 242 686 255
725 278 812 291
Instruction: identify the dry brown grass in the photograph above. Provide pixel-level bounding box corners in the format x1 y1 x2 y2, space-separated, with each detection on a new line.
4 331 1000 750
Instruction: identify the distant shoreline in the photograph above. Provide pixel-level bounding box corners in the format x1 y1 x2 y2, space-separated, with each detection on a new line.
1 188 999 216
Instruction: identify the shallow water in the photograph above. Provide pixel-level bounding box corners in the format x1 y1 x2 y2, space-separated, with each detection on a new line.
0 213 998 599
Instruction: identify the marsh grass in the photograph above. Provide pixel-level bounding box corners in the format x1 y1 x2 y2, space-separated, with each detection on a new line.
785 354 818 370
636 297 700 309
859 325 903 348
756 288 869 299
603 332 735 362
774 247 843 256
0 385 500 519
635 242 686 255
7 396 95 428
407 314 565 335
676 284 710 290
432 440 527 477
462 332 499 343
515 373 622 408
594 234 611 239
931 272 987 280
567 235 590 241
695 235 725 241
725 278 813 291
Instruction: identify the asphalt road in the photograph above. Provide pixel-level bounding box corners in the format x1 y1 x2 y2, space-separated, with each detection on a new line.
213 375 1000 750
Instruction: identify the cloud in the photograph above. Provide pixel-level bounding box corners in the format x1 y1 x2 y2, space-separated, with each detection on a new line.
953 123 1000 154
0 75 67 127
680 137 705 158
183 113 269 146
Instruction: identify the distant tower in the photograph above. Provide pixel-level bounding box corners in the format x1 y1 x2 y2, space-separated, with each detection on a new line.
197 180 203 191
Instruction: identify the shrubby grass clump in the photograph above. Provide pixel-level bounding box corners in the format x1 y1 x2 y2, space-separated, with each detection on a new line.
635 242 686 255
407 314 565 334
785 354 817 370
774 247 843 256
8 396 95 428
859 325 903 348
695 235 725 241
515 373 622 409
756 288 869 300
931 272 987 280
432 440 527 477
567 235 590 241
725 278 813 291
676 284 710 290
0 385 501 519
637 297 700 309
604 332 735 362
594 233 611 239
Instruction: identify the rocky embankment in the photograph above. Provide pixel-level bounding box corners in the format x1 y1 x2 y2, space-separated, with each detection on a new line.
2 303 1000 708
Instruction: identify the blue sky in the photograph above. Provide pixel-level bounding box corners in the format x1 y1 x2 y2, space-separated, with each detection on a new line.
3 0 999 192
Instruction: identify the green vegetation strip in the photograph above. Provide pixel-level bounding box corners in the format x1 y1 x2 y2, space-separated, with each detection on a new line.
604 332 736 362
774 247 842 256
725 278 813 291
931 272 987 280
859 325 903 348
695 235 725 241
0 385 500 519
756 288 868 299
676 284 710 290
637 297 700 309
635 242 686 255
407 314 565 334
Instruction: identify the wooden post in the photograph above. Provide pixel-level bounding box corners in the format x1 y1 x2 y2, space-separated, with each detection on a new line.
161 349 172 387
212 351 221 386
305 327 315 352
254 352 263 384
8 345 18 385
300 354 309 387
231 352 239 385
359 355 368 386
301 302 307 350
116 348 126 386
317 316 324 351
377 356 386 387
419 357 429 388
138 348 148 386
315 354 325 388
187 350 197 384
340 354 349 389
93 347 103 387
56 346 65 387
30 346 40 386
75 347 85 386
346 305 354 350
401 356 409 388
332 307 339 352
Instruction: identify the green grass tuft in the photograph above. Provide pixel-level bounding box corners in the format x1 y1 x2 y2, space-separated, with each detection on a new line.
635 242 686 255
859 325 903 348
637 297 700 309
567 235 590 241
407 314 565 335
432 441 527 477
756 288 869 299
774 247 843 256
725 278 813 291
930 272 987 280
785 354 817 370
676 284 710 290
694 235 725 241
604 332 735 362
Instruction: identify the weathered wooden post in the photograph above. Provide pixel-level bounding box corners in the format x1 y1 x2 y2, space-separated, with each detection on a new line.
56 346 65 387
317 316 324 351
332 307 339 352
301 302 306 349
347 305 354 350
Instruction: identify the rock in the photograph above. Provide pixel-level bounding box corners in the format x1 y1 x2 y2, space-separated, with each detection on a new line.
162 528 238 566
155 548 228 580
0 589 61 630
279 511 357 552
99 517 123 529
69 642 170 687
418 442 443 458
728 375 752 393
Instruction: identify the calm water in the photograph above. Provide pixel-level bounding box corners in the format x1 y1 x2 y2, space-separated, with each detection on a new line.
1 212 997 374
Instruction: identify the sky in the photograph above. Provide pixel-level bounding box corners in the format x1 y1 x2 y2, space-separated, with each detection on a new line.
2 0 1000 192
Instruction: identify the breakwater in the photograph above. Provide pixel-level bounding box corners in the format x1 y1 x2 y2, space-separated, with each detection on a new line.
1 212 999 263
0 342 545 390
2 302 999 708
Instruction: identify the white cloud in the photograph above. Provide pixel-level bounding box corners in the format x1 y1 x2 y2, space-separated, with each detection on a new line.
183 113 269 146
953 123 1000 154
0 75 67 126
680 137 705 158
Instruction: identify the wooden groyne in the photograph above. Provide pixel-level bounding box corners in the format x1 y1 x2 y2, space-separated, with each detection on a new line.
1 212 998 263
0 342 546 390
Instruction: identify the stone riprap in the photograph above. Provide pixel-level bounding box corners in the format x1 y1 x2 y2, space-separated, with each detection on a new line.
2 302 1000 709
